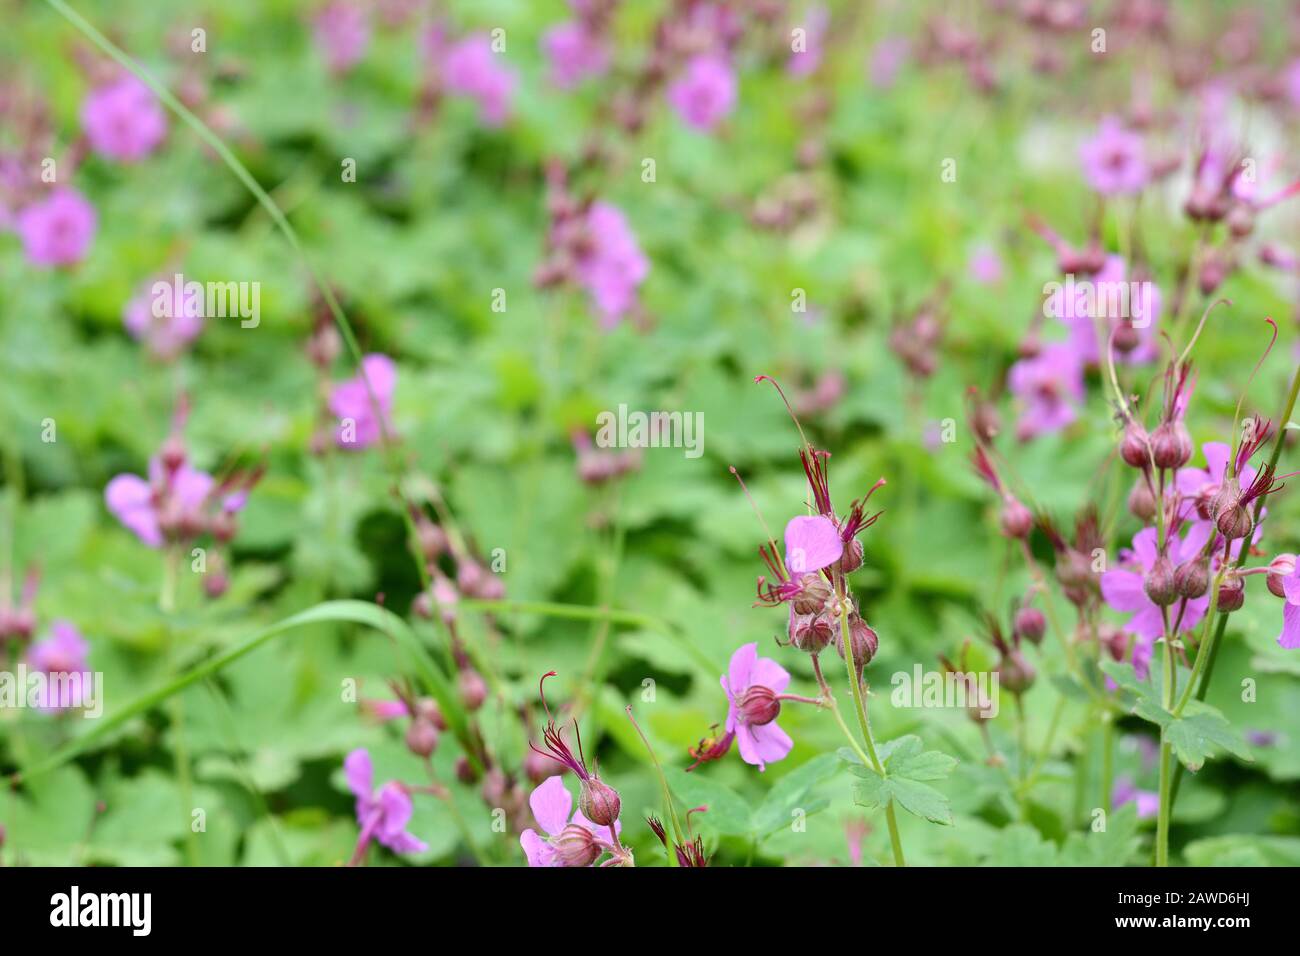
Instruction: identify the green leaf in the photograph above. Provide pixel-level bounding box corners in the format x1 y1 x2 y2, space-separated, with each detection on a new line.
854 772 954 826
666 769 754 836
752 754 841 835
1133 698 1252 772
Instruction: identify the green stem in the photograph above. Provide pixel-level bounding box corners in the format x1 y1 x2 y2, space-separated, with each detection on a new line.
1100 711 1114 818
1155 739 1173 867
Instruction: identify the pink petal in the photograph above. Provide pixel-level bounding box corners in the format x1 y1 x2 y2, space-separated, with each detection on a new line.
726 643 758 698
750 656 790 694
1101 569 1148 613
520 828 557 867
528 775 573 836
343 748 373 800
1279 601 1300 649
784 514 843 574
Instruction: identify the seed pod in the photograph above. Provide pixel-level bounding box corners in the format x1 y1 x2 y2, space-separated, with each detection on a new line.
1143 555 1178 607
579 777 621 827
1113 320 1141 353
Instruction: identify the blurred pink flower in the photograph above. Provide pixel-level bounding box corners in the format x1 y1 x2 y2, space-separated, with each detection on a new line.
968 244 1003 285
105 458 215 548
442 34 517 126
667 55 737 132
122 278 204 360
80 76 167 162
1112 777 1159 819
867 37 909 89
329 353 397 449
313 1 371 74
1006 342 1084 439
787 7 829 77
26 621 89 711
15 188 96 268
1079 116 1148 195
542 21 609 88
344 749 427 860
575 202 648 328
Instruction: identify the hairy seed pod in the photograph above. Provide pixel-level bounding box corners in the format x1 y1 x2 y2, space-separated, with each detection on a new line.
1127 478 1156 521
1217 575 1246 613
405 716 439 758
791 573 832 616
553 823 602 867
1000 496 1033 538
1150 421 1192 469
839 537 865 574
1013 606 1046 645
837 614 879 668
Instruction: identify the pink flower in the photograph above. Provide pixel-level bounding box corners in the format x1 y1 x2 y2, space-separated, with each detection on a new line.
667 55 737 132
1100 524 1213 677
1006 343 1085 440
1112 777 1160 819
442 34 517 127
1079 116 1148 196
519 775 619 867
122 278 204 360
105 457 216 548
329 353 397 449
574 202 649 328
26 621 90 710
1276 561 1300 649
968 244 1003 285
787 7 829 77
313 1 371 74
15 188 96 268
722 643 793 771
344 749 427 860
867 37 909 89
783 514 843 574
541 21 609 88
1046 257 1161 365
80 76 167 162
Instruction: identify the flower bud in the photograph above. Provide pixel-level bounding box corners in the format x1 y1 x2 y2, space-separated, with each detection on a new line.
1098 623 1129 661
1217 574 1245 612
1000 496 1033 538
839 537 865 574
405 716 440 758
1211 474 1252 540
1120 422 1151 468
458 669 488 711
1127 479 1156 521
1150 421 1192 469
553 822 602 867
1143 555 1178 606
416 520 447 560
415 696 447 730
1267 554 1296 599
1112 320 1141 354
1173 558 1210 599
999 649 1036 695
972 401 1001 443
1013 606 1046 645
736 685 781 726
837 614 879 668
579 777 621 827
788 608 834 654
791 573 832 615
454 756 477 784
160 435 187 474
211 509 238 543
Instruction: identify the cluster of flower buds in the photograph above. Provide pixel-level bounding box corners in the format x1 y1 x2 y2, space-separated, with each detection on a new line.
647 813 710 867
409 506 505 620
